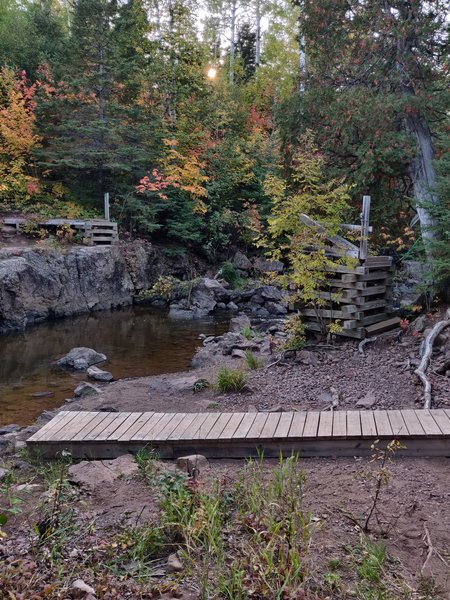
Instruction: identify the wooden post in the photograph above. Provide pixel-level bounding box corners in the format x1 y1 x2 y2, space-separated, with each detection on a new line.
359 195 371 261
104 192 110 221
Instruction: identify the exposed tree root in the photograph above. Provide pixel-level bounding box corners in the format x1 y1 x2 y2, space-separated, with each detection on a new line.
414 309 450 409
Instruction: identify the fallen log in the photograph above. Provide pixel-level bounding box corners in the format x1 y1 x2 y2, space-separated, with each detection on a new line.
414 309 450 409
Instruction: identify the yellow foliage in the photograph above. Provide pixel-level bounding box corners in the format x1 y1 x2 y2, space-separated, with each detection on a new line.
260 131 354 307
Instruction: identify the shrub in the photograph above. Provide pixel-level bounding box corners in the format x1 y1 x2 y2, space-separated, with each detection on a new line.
220 261 240 287
216 368 247 393
241 326 254 340
284 314 306 350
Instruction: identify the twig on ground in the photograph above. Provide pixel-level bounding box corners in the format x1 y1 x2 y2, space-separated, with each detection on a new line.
414 309 450 409
422 524 434 574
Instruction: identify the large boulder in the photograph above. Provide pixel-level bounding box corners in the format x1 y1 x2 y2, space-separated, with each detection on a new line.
56 347 107 371
254 257 284 274
233 251 252 272
258 285 283 302
392 260 426 308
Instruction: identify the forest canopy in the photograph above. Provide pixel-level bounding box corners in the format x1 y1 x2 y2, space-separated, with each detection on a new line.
0 0 448 271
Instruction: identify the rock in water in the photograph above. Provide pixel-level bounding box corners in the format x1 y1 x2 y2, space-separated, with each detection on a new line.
56 347 107 371
87 366 113 382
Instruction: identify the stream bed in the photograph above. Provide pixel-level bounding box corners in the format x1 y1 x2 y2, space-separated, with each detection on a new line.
0 307 229 427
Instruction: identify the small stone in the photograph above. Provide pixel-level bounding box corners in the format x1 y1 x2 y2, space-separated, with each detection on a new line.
167 552 184 573
176 454 209 476
31 391 54 398
203 336 215 345
356 390 377 409
227 301 239 311
72 579 96 597
74 382 100 398
231 349 246 359
295 350 319 366
247 404 258 412
16 483 45 493
0 467 10 481
87 366 113 383
264 405 287 412
14 440 26 451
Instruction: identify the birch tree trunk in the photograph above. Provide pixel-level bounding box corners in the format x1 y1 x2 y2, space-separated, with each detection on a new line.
229 0 237 84
255 0 261 68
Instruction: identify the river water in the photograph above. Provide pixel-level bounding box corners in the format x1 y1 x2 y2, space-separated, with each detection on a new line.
0 307 229 427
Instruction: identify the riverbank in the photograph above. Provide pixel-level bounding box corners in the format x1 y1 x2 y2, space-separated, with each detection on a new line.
1 313 450 598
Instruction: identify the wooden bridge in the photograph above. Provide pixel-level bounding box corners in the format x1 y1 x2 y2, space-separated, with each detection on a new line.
27 409 450 459
1 218 118 246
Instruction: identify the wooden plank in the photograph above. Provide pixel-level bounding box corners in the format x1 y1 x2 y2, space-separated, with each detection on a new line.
195 413 222 439
373 411 393 437
273 412 294 438
360 411 377 437
346 411 361 437
119 412 159 441
299 308 362 320
94 412 133 441
246 413 269 439
415 410 442 436
260 413 281 438
108 412 142 440
206 413 234 439
317 411 333 438
332 411 347 437
49 411 100 441
80 412 120 441
29 411 76 442
302 412 319 438
342 285 386 298
152 413 186 441
218 413 246 440
429 409 450 437
365 317 400 335
288 412 307 437
343 271 389 283
359 195 371 261
387 410 408 437
233 413 257 438
400 410 425 436
178 413 211 440
344 314 388 330
168 413 199 440
300 214 360 256
364 256 393 267
132 413 165 440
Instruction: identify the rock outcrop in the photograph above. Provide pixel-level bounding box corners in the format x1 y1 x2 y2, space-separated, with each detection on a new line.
0 246 134 332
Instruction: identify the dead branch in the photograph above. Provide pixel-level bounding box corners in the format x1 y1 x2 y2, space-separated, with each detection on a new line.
358 335 379 354
414 309 450 409
421 524 434 574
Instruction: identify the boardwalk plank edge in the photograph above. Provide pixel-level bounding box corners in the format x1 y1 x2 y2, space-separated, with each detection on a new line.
26 410 450 459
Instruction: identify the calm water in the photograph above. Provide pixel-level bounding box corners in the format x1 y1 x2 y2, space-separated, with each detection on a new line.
0 307 229 427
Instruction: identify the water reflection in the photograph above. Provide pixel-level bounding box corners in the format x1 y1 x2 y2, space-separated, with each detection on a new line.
0 307 229 426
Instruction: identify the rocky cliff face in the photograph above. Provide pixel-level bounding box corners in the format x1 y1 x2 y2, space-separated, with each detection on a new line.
0 246 135 332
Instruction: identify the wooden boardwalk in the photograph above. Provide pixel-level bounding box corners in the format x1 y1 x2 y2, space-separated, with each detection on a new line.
26 409 450 459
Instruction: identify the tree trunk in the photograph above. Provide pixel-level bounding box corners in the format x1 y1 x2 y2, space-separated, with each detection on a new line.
255 0 261 68
405 108 440 250
229 0 237 84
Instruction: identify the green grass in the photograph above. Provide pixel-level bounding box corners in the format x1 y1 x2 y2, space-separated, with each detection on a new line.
244 350 263 370
216 367 247 393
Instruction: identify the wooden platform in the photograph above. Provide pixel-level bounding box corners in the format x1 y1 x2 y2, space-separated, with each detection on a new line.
1 218 118 246
26 409 450 459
